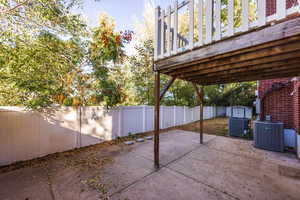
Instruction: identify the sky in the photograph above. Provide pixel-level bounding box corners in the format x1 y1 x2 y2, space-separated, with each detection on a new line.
73 0 175 56
74 0 175 31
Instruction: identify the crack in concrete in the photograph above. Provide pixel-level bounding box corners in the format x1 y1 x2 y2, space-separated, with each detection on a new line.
109 168 158 197
165 166 240 200
45 168 56 200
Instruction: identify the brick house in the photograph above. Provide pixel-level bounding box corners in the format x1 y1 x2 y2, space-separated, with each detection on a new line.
258 0 299 134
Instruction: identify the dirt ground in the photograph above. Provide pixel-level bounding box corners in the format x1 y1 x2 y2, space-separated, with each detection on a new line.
178 117 229 136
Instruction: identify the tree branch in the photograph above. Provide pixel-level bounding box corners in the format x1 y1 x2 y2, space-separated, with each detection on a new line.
3 0 32 15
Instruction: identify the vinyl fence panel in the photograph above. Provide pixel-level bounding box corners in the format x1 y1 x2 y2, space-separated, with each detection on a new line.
0 105 227 166
226 106 253 119
0 107 79 166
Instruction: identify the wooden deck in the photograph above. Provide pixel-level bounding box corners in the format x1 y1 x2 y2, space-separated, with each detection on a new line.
154 0 300 85
155 16 300 85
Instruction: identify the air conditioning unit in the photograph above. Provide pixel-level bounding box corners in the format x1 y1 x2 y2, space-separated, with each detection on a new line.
229 107 250 137
229 118 250 137
254 121 284 152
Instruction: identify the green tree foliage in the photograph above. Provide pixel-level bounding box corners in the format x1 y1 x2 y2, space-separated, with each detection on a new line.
88 14 133 108
0 32 85 109
221 82 257 106
204 83 257 106
0 1 132 109
129 39 155 105
0 0 87 42
128 38 198 106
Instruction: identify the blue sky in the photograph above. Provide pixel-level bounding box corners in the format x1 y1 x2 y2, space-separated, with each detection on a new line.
73 0 175 55
74 0 174 31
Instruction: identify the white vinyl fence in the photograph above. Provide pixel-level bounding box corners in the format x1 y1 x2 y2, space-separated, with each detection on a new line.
0 106 230 166
226 106 253 119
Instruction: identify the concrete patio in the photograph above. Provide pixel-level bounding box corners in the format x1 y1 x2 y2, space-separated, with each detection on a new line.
1 130 300 200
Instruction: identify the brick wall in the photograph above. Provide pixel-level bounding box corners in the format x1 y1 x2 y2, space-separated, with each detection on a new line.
292 81 300 132
266 0 298 16
259 78 294 129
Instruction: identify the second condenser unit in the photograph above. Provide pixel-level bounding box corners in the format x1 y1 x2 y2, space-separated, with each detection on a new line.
229 107 250 137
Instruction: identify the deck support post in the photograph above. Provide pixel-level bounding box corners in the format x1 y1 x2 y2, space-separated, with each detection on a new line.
200 89 204 144
154 71 160 169
193 83 204 144
154 73 176 169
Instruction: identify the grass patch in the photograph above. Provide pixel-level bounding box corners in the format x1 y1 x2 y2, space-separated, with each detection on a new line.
177 117 229 137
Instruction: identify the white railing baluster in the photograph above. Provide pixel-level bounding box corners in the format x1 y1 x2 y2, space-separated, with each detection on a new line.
228 0 234 36
161 9 165 58
167 6 172 56
276 0 286 20
189 0 194 49
242 0 249 32
205 0 213 44
257 0 266 26
198 0 203 46
174 0 178 54
215 0 221 41
154 7 160 60
155 0 294 60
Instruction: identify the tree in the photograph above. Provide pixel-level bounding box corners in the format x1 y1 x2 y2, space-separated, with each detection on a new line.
0 32 85 109
222 82 257 106
129 39 155 105
203 82 257 107
88 13 133 108
0 0 88 109
0 0 87 42
0 1 133 109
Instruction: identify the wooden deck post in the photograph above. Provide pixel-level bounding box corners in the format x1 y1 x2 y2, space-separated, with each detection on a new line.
154 73 176 169
154 71 160 169
199 86 204 144
193 83 204 144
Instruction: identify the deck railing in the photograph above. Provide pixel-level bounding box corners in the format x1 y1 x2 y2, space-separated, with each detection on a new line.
154 0 300 61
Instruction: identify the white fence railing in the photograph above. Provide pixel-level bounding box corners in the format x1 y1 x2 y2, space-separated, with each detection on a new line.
154 0 300 61
0 106 232 166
